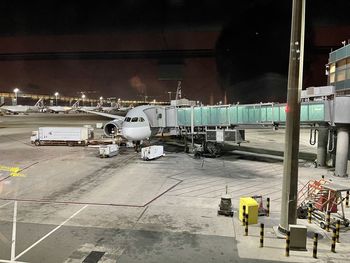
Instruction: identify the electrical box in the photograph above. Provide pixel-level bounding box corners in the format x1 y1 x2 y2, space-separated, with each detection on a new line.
289 224 307 250
239 197 259 224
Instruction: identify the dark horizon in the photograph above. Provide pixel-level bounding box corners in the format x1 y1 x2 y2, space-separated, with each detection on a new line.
0 0 349 103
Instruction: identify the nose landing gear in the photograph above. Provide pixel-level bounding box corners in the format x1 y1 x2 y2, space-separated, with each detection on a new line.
133 140 141 152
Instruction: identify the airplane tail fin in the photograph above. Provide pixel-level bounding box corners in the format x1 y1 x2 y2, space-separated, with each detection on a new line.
34 98 44 107
71 100 80 108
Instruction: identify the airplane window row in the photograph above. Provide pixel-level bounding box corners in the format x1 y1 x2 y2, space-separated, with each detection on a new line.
124 117 145 122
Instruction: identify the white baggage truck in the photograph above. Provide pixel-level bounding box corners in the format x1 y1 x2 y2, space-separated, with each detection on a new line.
141 145 164 160
31 127 94 146
99 144 119 158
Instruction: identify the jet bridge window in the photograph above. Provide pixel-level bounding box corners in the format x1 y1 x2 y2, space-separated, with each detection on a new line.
139 117 145 122
125 117 131 122
131 117 138 122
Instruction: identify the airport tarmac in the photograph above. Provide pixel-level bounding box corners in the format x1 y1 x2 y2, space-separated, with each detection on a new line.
0 113 349 263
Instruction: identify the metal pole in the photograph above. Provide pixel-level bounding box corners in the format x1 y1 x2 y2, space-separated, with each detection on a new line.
285 231 290 256
260 223 264 248
335 127 349 177
336 219 340 243
313 233 318 258
191 106 194 149
326 210 331 232
279 0 305 233
317 126 328 167
331 228 336 252
242 205 246 226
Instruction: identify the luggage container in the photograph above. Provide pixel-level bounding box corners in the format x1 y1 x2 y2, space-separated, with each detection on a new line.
99 144 119 158
141 145 164 160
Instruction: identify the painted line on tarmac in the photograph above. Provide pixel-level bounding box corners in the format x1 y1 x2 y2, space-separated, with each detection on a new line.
0 176 11 182
11 201 17 261
18 162 39 172
14 204 88 261
0 135 34 148
0 173 184 210
0 161 40 179
143 179 183 207
0 201 13 208
0 197 144 208
0 260 28 263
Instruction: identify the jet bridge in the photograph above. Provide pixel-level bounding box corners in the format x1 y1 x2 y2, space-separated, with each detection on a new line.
161 100 331 156
145 87 350 175
174 101 330 127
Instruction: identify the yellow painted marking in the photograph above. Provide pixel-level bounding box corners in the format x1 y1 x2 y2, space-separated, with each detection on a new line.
0 165 25 177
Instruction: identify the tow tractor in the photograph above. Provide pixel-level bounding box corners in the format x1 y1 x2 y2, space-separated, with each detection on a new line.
297 179 350 229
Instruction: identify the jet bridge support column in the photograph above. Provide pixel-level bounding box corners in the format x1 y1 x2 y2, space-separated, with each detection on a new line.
335 127 349 177
317 126 328 167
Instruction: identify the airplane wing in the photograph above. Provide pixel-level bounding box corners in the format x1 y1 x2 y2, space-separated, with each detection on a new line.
80 109 125 120
0 107 14 114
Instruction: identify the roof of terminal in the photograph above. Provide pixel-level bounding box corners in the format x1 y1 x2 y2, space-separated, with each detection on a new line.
329 43 350 63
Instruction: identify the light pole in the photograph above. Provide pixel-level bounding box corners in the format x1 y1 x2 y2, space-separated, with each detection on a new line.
81 94 86 106
54 92 59 106
168 91 172 102
13 88 19 105
279 0 305 234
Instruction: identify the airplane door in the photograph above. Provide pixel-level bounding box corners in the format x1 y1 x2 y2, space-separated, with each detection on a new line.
144 107 166 128
156 107 166 128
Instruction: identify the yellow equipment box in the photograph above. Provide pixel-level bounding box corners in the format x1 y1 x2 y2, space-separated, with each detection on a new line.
239 197 259 224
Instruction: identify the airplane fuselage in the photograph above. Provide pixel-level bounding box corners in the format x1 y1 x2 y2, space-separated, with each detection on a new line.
120 105 154 141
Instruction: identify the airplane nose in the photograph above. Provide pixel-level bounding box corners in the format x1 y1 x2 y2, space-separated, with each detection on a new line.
121 126 131 140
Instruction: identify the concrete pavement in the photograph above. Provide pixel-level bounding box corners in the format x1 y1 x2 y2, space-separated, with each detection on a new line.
0 113 349 262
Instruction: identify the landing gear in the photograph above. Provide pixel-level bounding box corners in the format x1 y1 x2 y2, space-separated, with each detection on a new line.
204 142 222 157
133 141 141 152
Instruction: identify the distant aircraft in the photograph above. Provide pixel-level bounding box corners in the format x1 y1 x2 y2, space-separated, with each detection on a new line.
47 101 79 113
100 102 119 113
0 98 43 114
76 101 101 112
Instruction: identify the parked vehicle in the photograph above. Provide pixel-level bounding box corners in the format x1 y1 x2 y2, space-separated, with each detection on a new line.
31 127 94 146
99 144 119 157
141 145 164 160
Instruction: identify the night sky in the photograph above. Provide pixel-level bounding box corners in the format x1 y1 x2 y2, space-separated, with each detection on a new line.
0 0 350 103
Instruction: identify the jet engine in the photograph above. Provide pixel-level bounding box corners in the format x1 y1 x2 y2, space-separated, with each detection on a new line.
103 119 123 136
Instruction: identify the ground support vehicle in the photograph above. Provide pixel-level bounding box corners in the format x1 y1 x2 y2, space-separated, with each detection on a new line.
31 127 94 146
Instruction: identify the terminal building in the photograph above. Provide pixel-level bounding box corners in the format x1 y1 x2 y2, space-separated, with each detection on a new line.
328 43 350 95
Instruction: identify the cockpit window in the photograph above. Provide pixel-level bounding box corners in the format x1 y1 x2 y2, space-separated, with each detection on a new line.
139 117 145 122
124 117 131 122
131 117 138 122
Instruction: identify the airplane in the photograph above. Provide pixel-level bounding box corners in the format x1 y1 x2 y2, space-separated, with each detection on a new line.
83 103 242 155
47 100 79 113
100 102 118 113
82 105 159 143
0 98 43 114
75 101 101 112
